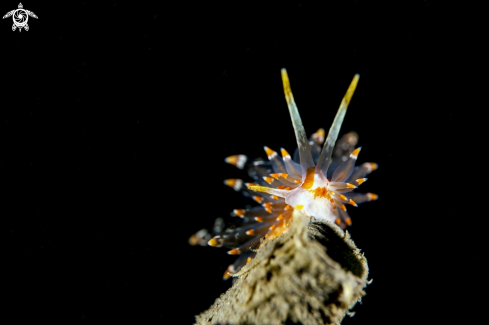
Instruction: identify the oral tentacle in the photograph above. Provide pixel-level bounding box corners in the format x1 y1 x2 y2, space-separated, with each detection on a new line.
317 74 360 177
247 185 290 199
281 69 315 179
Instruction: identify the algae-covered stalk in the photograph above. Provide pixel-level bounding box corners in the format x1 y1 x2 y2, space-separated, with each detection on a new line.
196 212 370 325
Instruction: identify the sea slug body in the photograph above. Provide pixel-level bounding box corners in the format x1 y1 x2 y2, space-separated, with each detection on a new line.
190 69 378 279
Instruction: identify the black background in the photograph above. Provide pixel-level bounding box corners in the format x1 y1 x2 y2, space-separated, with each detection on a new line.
2 1 485 324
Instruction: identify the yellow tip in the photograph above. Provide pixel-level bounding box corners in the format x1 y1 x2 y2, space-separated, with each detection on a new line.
227 248 240 255
356 178 367 185
208 238 218 247
350 147 361 159
281 148 291 158
281 69 294 105
223 178 243 191
295 204 304 209
344 74 360 105
252 196 264 203
316 128 325 138
263 176 274 184
264 146 276 159
223 179 235 187
367 193 379 201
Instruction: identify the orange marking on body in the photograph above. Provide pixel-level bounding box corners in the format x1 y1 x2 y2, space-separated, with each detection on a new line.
246 230 255 236
255 217 263 222
272 195 279 200
227 248 240 255
341 204 347 211
349 199 358 207
335 218 341 225
281 148 291 158
311 187 319 199
347 183 356 189
285 205 292 210
339 194 347 200
302 167 315 189
276 214 284 221
333 205 337 210
330 199 334 203
356 178 367 185
234 209 245 217
284 187 291 190
279 173 289 179
263 176 274 184
269 225 276 231
277 185 285 189
311 187 327 199
345 218 352 226
294 180 300 184
270 173 280 179
246 257 252 264
370 163 378 171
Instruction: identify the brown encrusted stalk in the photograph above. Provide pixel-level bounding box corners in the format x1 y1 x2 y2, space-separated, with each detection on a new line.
195 210 370 325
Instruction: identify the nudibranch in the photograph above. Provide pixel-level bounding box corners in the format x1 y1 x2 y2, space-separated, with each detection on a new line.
189 69 378 280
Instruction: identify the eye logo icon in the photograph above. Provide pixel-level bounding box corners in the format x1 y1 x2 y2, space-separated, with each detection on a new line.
3 3 37 32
